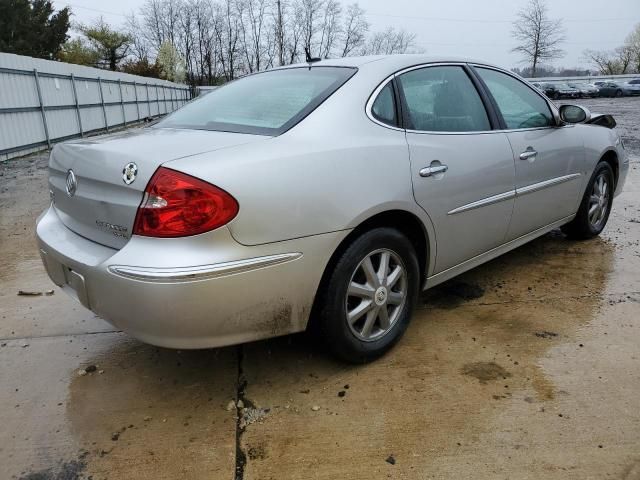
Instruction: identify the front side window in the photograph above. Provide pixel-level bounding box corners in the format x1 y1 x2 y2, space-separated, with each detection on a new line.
475 67 554 129
158 67 356 135
397 66 491 132
371 82 397 126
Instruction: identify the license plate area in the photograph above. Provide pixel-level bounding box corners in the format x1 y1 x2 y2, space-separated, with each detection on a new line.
40 249 90 308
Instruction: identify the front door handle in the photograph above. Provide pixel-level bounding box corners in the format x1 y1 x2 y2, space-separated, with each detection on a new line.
519 149 538 161
420 164 448 177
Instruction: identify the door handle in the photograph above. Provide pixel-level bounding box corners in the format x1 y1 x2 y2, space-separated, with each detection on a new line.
519 149 538 161
420 164 448 177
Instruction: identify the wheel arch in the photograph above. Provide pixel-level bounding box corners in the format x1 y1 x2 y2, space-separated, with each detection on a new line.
600 149 619 188
308 209 431 328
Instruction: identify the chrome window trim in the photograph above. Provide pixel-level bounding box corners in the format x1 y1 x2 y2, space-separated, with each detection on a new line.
365 75 404 132
109 252 303 283
365 61 570 135
469 63 563 131
366 62 501 135
516 173 582 197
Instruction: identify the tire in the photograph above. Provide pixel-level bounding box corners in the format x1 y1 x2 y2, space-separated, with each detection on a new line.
561 161 614 240
553 92 560 100
314 227 420 363
615 89 623 97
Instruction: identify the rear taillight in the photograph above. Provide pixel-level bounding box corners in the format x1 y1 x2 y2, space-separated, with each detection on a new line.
133 167 238 238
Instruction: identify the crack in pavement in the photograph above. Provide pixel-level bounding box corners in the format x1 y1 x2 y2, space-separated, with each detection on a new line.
234 345 248 480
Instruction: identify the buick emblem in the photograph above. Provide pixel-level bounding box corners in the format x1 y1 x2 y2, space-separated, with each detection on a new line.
122 162 138 185
65 169 77 197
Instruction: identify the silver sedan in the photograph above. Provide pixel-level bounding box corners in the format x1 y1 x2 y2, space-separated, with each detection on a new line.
36 55 628 362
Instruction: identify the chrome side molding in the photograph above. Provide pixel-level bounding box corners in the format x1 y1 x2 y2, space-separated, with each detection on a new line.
109 252 303 283
448 173 581 215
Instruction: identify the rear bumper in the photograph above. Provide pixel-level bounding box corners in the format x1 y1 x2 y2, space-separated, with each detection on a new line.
36 206 346 348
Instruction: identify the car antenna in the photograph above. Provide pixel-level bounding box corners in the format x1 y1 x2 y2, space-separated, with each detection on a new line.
305 47 321 66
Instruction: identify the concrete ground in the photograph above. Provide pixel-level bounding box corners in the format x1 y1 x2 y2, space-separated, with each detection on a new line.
1 97 639 480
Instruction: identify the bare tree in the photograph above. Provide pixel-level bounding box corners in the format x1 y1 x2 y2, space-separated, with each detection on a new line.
361 27 416 55
625 23 640 73
129 0 420 83
317 0 341 58
511 0 565 78
125 14 150 62
340 2 368 57
583 47 632 75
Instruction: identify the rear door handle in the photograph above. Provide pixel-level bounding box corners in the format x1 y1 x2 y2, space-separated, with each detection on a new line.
420 164 448 177
519 149 538 161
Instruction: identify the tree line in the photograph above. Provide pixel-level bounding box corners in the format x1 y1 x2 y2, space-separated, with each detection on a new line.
510 0 640 78
2 0 639 86
0 0 417 85
122 0 417 84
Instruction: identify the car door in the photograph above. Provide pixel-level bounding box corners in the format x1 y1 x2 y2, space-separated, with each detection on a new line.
473 66 584 241
397 65 516 274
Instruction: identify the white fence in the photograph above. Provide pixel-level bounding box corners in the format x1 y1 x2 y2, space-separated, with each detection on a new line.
0 53 192 161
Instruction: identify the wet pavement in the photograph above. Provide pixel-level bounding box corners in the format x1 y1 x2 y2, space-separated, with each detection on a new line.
1 97 639 480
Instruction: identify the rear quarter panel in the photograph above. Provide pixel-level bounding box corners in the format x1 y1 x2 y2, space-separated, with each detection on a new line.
166 66 432 249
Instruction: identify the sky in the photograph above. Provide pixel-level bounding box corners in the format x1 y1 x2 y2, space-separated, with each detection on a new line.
52 0 640 70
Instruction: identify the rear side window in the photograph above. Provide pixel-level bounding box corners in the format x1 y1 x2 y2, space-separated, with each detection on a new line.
476 67 553 129
158 67 356 136
397 66 491 132
371 82 397 126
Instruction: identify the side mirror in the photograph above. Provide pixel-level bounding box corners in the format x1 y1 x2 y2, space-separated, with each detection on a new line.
559 104 590 124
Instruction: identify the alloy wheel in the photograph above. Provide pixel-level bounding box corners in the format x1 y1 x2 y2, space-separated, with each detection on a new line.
345 248 408 342
588 172 610 229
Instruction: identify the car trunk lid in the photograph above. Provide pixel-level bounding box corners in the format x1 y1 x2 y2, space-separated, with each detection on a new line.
49 127 265 249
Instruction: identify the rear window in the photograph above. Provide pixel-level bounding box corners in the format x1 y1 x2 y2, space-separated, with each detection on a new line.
157 67 356 135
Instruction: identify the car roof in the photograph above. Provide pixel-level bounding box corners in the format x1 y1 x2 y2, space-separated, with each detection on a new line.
275 54 503 72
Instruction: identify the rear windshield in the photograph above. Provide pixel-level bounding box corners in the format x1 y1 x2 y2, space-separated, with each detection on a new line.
157 66 356 136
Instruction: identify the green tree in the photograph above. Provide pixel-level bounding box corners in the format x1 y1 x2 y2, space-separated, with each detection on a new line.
0 0 70 59
121 57 162 78
79 18 131 71
58 38 100 66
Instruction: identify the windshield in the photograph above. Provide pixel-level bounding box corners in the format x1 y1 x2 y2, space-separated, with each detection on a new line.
157 66 356 136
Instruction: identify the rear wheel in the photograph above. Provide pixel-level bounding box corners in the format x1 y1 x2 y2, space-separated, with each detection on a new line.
315 228 419 363
561 161 614 240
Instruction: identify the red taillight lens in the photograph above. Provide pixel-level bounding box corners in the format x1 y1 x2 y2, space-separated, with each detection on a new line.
133 167 239 238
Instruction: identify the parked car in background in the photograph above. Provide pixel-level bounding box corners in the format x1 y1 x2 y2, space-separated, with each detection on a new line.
567 82 600 98
598 82 626 97
541 83 580 99
621 79 640 96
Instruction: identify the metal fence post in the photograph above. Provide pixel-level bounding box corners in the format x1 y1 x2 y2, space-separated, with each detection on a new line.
162 86 167 114
33 69 51 148
118 79 126 127
98 77 109 132
156 85 160 115
145 83 150 117
70 73 84 137
133 81 140 121
170 87 176 111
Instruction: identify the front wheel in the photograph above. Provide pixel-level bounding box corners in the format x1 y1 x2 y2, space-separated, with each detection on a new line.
314 228 420 363
561 161 614 240
615 89 623 97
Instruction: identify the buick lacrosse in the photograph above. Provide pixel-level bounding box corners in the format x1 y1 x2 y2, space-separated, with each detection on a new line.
37 55 628 362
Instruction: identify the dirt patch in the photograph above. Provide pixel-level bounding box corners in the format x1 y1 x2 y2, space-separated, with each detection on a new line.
18 454 87 480
462 362 512 384
247 443 268 460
